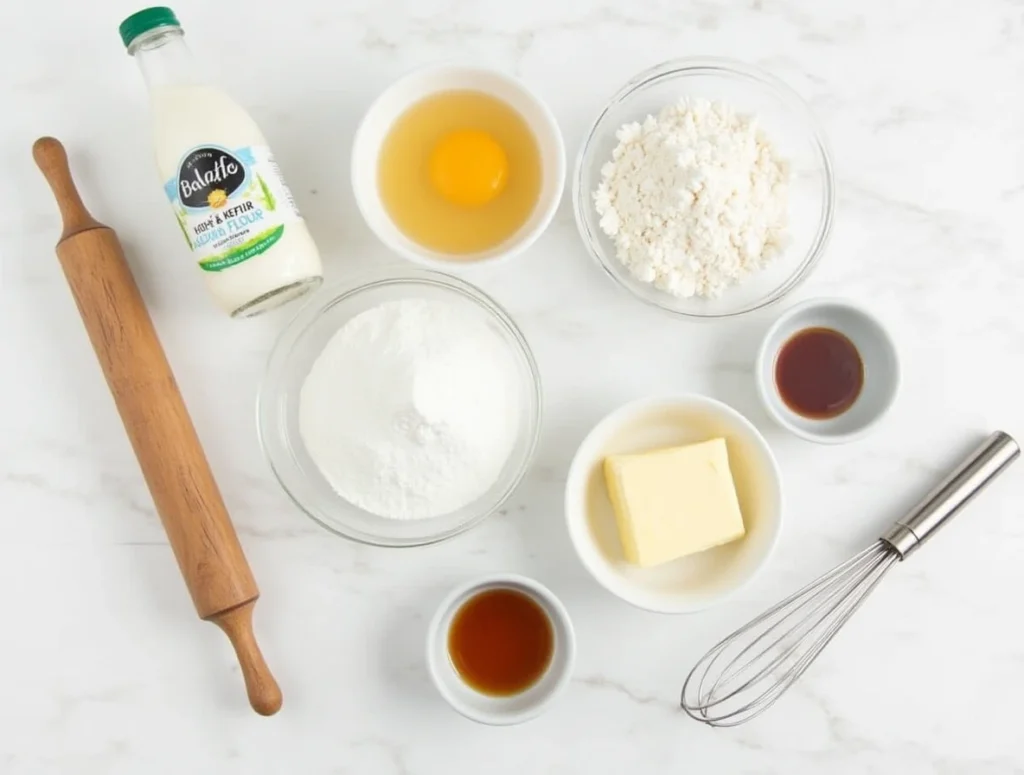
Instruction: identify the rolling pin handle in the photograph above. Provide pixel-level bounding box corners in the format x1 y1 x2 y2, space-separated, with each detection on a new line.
212 602 283 716
32 136 104 240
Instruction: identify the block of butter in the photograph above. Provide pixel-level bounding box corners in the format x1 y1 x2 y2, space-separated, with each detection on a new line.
603 438 746 567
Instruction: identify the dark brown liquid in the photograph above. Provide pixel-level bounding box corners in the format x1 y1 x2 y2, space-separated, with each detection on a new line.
448 588 554 696
775 327 864 419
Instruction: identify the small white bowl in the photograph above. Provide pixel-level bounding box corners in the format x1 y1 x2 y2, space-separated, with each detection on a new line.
426 574 575 725
755 298 900 444
564 395 783 614
351 63 566 269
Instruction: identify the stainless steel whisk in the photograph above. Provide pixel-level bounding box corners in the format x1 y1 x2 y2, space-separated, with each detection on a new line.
681 431 1019 727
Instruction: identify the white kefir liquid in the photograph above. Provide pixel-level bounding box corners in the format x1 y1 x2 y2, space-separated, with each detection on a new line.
123 10 323 316
150 84 323 315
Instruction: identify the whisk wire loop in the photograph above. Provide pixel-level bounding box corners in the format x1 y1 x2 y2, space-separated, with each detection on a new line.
681 432 1019 727
682 542 898 726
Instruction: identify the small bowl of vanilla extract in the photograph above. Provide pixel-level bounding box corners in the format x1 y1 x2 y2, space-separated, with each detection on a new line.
756 298 900 444
426 574 576 725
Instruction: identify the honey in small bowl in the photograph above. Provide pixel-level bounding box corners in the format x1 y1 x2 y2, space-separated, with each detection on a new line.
775 327 864 419
447 587 554 696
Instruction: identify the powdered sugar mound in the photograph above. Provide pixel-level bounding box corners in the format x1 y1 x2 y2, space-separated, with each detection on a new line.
299 298 521 520
593 98 790 299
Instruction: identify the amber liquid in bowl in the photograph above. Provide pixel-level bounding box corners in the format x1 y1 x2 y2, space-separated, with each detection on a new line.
775 327 864 419
448 588 554 696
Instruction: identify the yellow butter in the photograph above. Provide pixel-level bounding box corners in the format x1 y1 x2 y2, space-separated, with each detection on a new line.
603 438 746 567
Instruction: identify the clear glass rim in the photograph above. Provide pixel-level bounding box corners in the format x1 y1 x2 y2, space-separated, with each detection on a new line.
572 56 836 320
256 267 544 547
126 25 183 56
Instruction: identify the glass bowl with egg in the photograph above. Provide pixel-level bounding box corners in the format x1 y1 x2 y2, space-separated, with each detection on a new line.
573 57 835 319
257 269 542 547
351 63 566 269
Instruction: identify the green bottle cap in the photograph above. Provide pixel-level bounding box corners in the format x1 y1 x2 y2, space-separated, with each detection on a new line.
118 7 180 49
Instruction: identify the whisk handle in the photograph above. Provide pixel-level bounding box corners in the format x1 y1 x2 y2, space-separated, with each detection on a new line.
883 431 1019 558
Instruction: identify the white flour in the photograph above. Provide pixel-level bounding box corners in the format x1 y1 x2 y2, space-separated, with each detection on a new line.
299 298 521 520
593 98 789 299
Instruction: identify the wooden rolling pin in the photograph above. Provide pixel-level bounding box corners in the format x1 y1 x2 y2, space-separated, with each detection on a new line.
33 137 282 716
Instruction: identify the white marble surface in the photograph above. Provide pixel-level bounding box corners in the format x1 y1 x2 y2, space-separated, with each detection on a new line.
2 0 1024 772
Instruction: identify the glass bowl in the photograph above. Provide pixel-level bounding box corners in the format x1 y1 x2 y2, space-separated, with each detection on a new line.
257 268 542 547
573 58 835 319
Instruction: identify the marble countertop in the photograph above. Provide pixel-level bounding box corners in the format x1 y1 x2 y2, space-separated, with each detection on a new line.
3 0 1024 772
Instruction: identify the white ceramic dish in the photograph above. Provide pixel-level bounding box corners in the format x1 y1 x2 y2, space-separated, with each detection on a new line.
564 395 783 614
755 298 900 444
426 574 575 725
351 63 566 269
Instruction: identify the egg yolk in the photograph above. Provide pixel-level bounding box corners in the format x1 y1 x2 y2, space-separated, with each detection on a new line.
429 129 509 207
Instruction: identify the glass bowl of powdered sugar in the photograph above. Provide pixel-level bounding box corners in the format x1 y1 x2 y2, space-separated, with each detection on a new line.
258 268 542 546
573 57 835 318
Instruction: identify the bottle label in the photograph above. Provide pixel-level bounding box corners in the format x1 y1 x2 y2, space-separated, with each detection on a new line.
164 144 302 272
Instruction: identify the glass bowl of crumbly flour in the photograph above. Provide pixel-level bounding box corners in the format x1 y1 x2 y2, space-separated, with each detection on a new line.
258 268 542 546
573 57 835 319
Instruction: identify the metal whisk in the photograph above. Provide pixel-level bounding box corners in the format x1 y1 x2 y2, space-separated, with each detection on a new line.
681 431 1019 727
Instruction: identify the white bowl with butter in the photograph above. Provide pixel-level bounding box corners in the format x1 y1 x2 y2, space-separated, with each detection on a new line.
564 395 783 613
